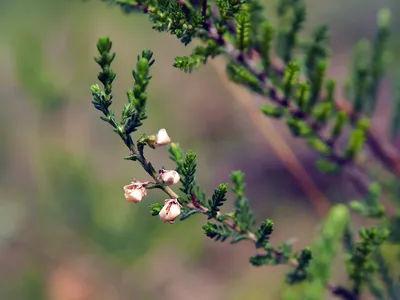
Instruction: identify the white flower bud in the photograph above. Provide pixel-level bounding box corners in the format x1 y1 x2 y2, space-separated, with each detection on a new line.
123 181 147 203
158 169 180 185
159 199 182 223
154 128 171 146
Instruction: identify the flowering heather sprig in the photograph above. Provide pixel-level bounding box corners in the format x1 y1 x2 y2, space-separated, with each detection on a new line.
90 36 320 291
89 0 400 297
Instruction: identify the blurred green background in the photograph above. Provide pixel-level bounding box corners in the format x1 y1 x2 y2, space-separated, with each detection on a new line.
0 0 399 299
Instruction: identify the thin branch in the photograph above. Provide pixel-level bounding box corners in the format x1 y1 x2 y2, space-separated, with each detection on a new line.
201 0 208 18
328 284 358 300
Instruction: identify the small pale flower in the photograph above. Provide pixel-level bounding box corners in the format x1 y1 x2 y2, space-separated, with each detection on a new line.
158 169 180 185
123 181 147 203
154 128 171 146
159 199 182 223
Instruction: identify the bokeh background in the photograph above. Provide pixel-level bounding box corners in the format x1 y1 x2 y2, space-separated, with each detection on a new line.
1 0 400 299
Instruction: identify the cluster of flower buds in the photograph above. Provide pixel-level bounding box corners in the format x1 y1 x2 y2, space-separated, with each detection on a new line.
123 129 182 223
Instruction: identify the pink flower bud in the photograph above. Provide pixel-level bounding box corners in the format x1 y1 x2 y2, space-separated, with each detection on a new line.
158 169 180 185
123 181 147 203
159 199 182 223
154 128 171 146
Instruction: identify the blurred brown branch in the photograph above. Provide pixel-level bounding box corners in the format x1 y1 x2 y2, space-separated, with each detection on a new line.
209 58 331 217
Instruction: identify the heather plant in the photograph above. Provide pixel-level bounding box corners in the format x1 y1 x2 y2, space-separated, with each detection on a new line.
89 0 400 299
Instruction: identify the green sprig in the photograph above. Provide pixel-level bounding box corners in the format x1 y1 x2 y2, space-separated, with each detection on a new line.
231 171 256 231
208 184 228 219
255 219 274 248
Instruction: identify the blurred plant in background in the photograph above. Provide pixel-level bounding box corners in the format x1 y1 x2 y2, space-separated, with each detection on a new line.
89 0 400 299
1 0 400 299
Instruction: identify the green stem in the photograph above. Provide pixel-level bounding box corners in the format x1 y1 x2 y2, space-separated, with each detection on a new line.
375 249 398 300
